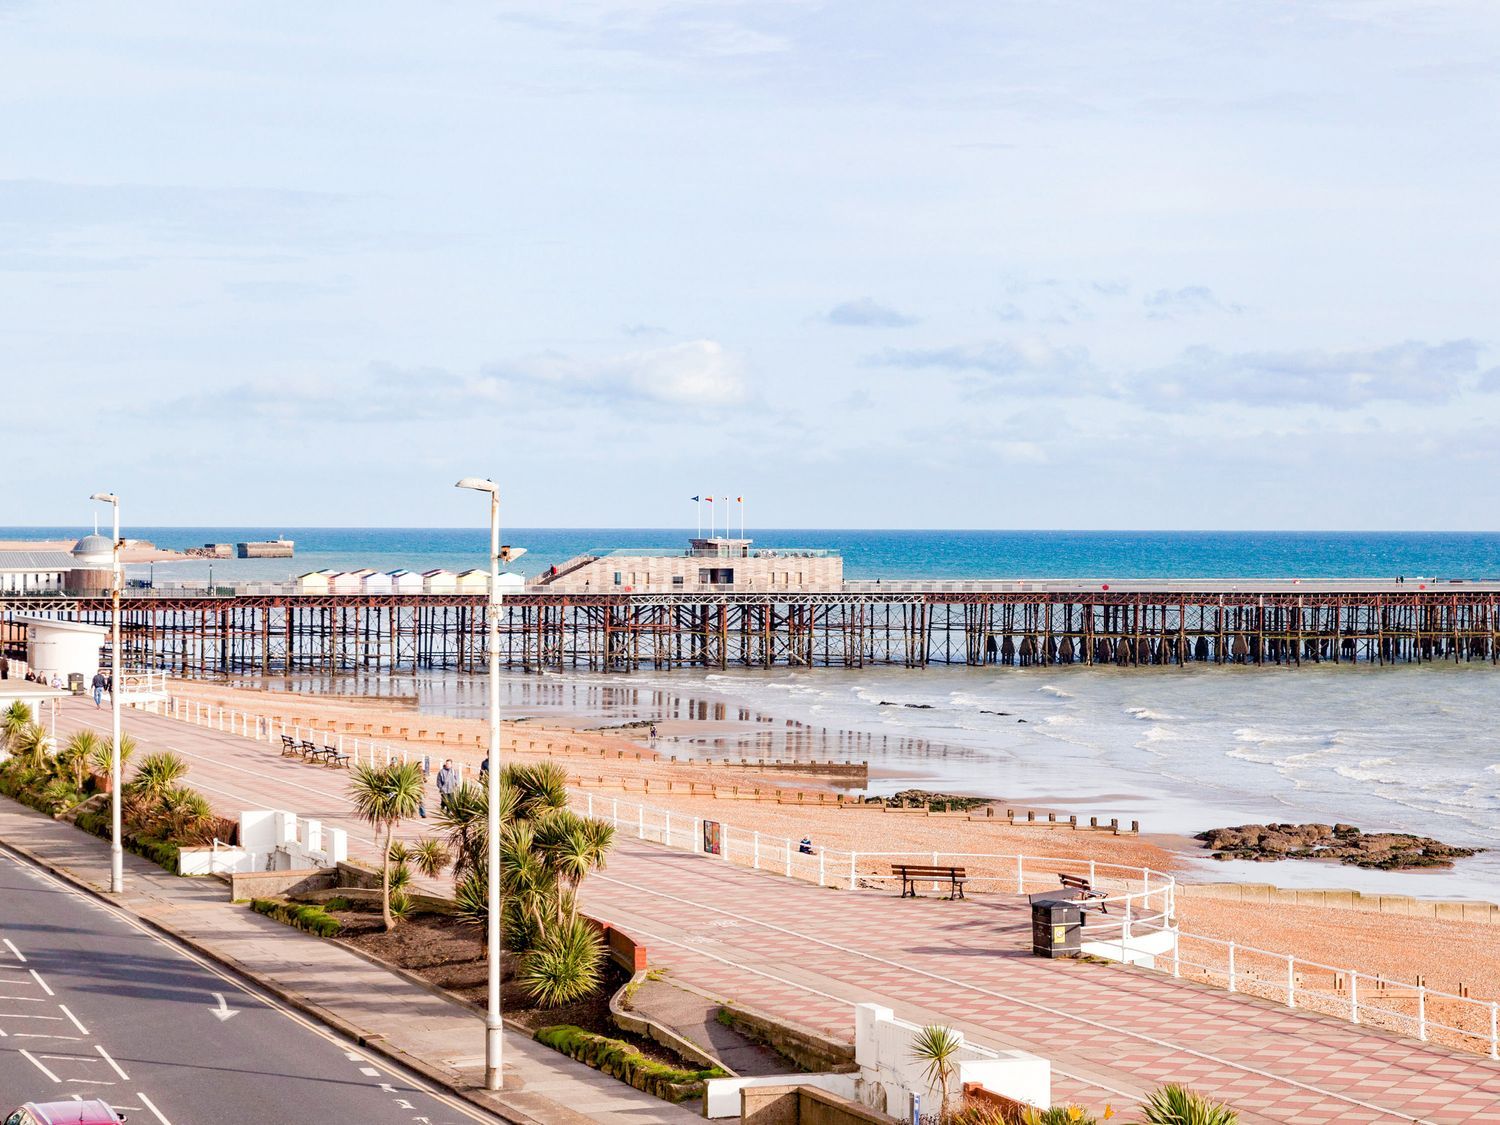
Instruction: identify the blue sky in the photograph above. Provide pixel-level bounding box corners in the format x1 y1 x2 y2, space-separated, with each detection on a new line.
2 1 1498 530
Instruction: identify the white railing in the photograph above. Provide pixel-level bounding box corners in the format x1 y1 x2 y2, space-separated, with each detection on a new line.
145 696 1499 1059
1171 932 1499 1059
570 789 1175 948
117 669 170 697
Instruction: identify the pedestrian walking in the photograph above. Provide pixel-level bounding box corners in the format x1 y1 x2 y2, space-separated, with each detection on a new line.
92 670 107 708
479 755 489 777
436 758 458 813
0 655 9 680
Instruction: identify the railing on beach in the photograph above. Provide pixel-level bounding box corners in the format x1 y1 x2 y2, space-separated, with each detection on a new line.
141 695 1500 1060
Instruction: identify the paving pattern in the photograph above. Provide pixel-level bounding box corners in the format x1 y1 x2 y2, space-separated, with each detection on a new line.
50 698 1500 1123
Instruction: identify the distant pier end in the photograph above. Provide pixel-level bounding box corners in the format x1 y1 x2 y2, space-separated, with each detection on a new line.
535 537 842 593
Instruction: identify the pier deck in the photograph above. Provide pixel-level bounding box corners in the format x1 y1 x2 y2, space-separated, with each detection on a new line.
5 578 1500 674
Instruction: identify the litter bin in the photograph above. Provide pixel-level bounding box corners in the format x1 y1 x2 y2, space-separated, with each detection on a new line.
1031 898 1083 957
67 672 85 695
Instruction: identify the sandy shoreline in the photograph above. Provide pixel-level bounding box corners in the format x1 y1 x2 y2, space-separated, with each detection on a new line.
0 537 189 563
163 678 1500 1001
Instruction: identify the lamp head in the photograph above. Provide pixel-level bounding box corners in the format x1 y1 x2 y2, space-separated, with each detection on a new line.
89 492 118 505
455 477 498 494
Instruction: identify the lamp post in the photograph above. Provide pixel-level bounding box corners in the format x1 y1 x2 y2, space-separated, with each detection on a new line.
455 476 504 1091
89 491 124 894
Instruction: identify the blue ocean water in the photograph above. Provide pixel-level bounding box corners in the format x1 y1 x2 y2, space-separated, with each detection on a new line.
5 526 1500 583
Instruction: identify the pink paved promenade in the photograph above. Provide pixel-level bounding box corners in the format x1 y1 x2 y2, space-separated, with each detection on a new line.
48 698 1500 1123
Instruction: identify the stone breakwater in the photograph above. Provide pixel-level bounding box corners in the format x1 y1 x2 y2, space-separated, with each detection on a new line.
1196 822 1481 870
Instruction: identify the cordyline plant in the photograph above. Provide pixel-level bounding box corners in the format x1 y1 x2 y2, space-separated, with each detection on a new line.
347 761 426 931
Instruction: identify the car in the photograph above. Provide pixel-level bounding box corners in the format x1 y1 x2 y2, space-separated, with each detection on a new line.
4 1102 126 1124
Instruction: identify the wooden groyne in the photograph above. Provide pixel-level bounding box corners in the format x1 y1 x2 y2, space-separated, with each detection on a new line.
6 582 1500 674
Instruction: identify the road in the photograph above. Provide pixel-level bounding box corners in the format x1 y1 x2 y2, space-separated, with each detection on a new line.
0 843 491 1125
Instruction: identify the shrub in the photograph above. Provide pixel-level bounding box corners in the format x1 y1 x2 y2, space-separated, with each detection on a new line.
534 1025 724 1102
1139 1085 1237 1125
251 898 342 938
323 896 354 912
517 914 605 1008
1021 1107 1103 1125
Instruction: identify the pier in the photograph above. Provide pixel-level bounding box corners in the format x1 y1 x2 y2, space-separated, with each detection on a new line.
5 578 1500 674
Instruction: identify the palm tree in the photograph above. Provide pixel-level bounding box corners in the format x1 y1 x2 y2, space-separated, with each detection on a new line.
347 761 425 930
129 751 187 800
89 734 136 792
505 761 569 820
59 730 102 791
911 1024 963 1123
3 701 33 747
10 722 53 770
533 809 614 922
516 914 604 1008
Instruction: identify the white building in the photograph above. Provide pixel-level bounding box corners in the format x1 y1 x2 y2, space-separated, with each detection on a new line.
360 570 394 595
422 569 457 594
0 551 73 594
13 615 108 683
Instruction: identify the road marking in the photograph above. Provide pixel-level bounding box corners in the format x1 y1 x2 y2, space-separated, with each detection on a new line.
344 1049 364 1061
30 967 55 995
20 1047 61 1082
4 937 28 961
0 994 45 1002
59 1004 90 1033
96 1044 131 1080
360 1065 382 1076
1 814 491 1123
0 1012 64 1019
136 1091 172 1124
209 990 239 1020
12 1033 81 1040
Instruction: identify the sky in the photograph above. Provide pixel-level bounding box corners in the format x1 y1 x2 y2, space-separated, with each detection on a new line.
2 1 1498 530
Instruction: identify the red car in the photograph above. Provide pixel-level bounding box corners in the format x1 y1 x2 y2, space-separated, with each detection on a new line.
4 1103 126 1124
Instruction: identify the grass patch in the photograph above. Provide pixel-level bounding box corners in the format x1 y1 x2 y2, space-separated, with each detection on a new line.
251 898 342 938
534 1025 725 1102
323 896 354 913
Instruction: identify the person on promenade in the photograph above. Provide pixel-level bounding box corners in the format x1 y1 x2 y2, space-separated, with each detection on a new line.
92 670 107 708
479 755 488 777
1 655 9 680
436 759 458 813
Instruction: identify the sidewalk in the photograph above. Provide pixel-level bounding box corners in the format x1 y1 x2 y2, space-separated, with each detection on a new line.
0 797 700 1125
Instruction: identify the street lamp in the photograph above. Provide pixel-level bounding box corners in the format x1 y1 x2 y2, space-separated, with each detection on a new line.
89 491 125 895
455 476 504 1091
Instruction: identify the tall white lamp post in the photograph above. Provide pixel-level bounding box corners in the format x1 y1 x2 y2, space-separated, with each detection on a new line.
456 476 505 1090
89 491 125 894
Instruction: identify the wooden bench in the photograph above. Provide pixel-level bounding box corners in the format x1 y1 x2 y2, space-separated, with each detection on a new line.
280 734 299 758
321 744 352 769
299 739 333 764
1058 873 1109 913
892 863 967 900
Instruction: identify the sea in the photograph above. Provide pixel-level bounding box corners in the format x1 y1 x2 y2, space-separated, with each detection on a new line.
7 526 1500 898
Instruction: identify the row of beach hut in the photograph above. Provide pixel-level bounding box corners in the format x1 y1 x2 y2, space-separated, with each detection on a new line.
292 568 527 596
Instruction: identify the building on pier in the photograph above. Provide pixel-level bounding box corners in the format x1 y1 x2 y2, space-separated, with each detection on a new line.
536 537 843 593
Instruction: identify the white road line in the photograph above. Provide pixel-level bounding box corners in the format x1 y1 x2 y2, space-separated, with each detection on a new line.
0 994 45 1002
136 1091 172 1124
0 1012 64 1020
12 1033 81 1041
594 870 1442 1125
4 937 28 961
20 1047 61 1082
59 1004 89 1034
30 967 54 995
96 1044 131 1080
360 1065 382 1076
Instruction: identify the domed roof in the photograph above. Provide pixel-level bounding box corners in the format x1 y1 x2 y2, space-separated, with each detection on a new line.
71 534 114 565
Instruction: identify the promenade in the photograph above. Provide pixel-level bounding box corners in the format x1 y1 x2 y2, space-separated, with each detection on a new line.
43 698 1500 1123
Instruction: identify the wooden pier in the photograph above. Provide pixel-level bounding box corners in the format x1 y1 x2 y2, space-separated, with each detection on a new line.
5 580 1500 675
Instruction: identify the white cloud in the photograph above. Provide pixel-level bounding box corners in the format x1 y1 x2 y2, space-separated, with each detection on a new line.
481 339 747 407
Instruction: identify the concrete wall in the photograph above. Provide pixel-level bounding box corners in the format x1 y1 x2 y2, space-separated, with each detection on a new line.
229 868 337 900
739 1083 888 1125
717 1004 855 1074
1179 882 1500 924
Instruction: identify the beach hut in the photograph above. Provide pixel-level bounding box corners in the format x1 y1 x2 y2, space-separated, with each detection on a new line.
454 568 490 594
361 569 394 595
328 570 366 595
387 569 423 594
294 570 334 595
422 568 457 594
497 572 525 593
